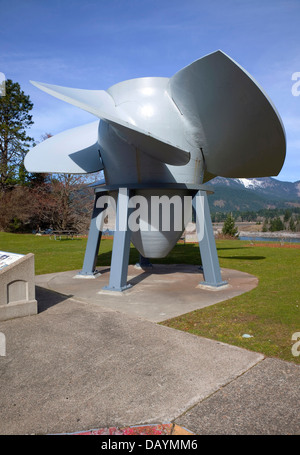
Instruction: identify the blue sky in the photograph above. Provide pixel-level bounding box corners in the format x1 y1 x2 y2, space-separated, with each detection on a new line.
0 0 299 182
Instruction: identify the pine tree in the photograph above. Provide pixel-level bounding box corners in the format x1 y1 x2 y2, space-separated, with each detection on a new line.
270 216 284 232
262 218 268 232
222 213 239 237
0 79 34 190
289 217 296 232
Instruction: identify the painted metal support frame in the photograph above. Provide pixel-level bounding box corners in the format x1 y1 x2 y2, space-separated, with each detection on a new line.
192 190 227 287
138 255 153 268
102 188 133 292
78 192 106 277
80 184 227 291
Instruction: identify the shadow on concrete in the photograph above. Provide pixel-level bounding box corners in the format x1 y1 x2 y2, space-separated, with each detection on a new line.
36 286 73 313
96 267 110 275
127 264 202 288
127 271 151 287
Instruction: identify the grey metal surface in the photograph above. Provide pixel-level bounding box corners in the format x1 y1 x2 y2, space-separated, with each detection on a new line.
103 188 133 291
25 50 286 184
93 182 214 192
192 190 227 287
24 50 286 279
129 188 191 258
79 193 104 276
24 121 102 174
170 50 286 178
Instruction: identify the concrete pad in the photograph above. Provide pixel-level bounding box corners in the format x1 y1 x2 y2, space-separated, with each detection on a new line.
35 264 258 322
0 288 263 435
176 358 300 435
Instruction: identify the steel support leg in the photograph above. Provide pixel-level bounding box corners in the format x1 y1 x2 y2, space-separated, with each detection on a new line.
192 190 227 287
103 188 133 291
140 255 153 268
137 254 153 268
79 192 105 277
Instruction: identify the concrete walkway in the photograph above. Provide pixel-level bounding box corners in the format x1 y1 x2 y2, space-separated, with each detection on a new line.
0 266 299 435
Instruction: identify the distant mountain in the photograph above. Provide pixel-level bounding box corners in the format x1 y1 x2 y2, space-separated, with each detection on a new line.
207 177 300 212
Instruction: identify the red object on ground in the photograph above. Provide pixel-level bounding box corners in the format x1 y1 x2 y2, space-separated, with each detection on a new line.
67 423 193 435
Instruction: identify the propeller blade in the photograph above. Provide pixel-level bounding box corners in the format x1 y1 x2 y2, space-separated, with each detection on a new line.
169 50 286 178
30 80 117 119
30 81 191 166
24 121 103 174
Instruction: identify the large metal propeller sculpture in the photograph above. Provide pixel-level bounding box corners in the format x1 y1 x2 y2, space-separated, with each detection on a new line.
25 50 286 291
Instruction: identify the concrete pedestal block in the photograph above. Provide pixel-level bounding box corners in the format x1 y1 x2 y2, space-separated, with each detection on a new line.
0 253 38 321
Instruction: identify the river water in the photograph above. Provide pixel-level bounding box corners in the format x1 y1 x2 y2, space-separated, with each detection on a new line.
239 236 300 244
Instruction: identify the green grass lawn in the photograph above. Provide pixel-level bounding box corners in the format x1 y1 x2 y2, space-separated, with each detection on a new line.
0 232 204 274
1 232 299 364
163 240 300 365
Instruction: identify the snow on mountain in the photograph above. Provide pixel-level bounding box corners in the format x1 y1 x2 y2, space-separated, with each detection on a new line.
208 176 300 212
234 178 266 189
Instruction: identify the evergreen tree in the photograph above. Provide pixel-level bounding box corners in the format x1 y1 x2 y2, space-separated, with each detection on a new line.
284 209 292 223
0 79 34 190
289 217 296 232
270 216 284 232
222 213 239 237
262 218 268 232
